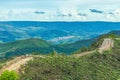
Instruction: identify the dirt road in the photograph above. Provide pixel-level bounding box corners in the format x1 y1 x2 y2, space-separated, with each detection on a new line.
0 38 114 74
73 50 95 58
0 56 33 75
0 55 45 75
98 38 113 53
74 38 114 57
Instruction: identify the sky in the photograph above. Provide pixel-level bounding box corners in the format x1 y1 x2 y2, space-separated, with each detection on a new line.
0 0 120 21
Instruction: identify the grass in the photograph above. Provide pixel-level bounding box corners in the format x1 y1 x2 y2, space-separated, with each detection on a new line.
20 52 120 80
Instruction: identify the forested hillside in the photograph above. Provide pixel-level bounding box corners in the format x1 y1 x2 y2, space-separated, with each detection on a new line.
20 37 120 80
0 38 94 58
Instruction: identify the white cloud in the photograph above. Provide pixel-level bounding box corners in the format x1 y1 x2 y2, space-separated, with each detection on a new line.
0 0 120 21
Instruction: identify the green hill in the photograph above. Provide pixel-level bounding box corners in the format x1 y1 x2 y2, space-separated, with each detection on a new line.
0 38 93 58
20 37 120 80
53 39 94 54
0 38 52 58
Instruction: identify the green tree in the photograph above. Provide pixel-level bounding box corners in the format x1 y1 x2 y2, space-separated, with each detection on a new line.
80 47 88 52
50 48 58 56
0 70 19 80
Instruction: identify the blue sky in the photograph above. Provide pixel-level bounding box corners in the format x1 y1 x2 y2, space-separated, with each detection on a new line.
0 0 120 21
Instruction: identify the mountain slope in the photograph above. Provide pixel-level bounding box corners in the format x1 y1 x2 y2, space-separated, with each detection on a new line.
0 38 52 58
19 38 120 80
0 38 94 58
54 39 94 54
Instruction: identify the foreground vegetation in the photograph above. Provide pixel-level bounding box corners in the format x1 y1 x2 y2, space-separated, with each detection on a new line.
19 52 120 80
0 70 19 80
19 38 120 80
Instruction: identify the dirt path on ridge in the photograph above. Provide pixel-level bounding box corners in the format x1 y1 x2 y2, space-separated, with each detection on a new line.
0 56 33 75
98 38 113 53
74 38 114 57
0 38 114 74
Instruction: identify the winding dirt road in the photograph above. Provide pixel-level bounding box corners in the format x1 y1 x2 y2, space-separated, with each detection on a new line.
0 38 114 75
0 55 45 75
0 56 33 75
74 38 114 57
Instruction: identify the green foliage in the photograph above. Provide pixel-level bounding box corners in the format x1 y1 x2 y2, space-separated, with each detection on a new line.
20 52 120 80
31 52 41 55
20 38 120 80
74 47 90 54
0 38 93 59
0 38 52 59
0 70 19 80
112 39 120 53
55 39 94 54
49 49 58 56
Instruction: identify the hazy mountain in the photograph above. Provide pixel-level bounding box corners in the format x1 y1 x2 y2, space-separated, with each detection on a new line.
0 21 120 44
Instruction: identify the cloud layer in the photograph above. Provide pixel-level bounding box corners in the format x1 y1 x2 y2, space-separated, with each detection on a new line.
0 0 120 21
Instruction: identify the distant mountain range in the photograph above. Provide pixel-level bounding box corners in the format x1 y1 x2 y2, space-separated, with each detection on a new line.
0 21 120 44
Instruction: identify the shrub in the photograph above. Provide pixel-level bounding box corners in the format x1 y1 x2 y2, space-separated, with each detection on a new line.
0 70 19 80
